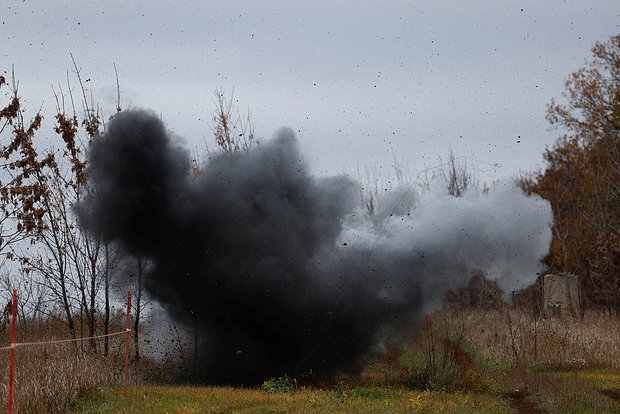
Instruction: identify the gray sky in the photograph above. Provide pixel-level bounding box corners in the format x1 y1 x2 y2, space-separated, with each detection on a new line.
3 0 619 181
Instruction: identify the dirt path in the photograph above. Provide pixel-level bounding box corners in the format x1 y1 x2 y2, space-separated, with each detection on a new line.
600 389 620 403
503 390 544 414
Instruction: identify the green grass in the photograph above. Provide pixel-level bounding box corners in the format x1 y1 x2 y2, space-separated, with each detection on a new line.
501 369 620 414
71 368 620 414
71 384 513 414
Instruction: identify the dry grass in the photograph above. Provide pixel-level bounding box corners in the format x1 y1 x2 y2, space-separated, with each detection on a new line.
434 307 620 370
1 307 619 412
0 346 120 413
0 323 129 413
72 369 620 414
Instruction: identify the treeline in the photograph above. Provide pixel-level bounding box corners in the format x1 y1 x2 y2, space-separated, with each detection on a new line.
519 34 620 313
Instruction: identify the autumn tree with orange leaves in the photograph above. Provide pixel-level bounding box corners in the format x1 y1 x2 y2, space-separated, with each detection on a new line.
524 34 620 312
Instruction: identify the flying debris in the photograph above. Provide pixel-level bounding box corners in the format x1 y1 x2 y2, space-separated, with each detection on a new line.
79 109 552 384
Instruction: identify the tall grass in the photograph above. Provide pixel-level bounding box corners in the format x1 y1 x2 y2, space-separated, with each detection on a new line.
436 307 620 370
0 318 128 413
365 305 620 397
0 345 121 413
0 306 618 412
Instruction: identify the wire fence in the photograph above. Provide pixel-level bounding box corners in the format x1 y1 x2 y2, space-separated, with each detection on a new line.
1 290 132 414
0 328 131 351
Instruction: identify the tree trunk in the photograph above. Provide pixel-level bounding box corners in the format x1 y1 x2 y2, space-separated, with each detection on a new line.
60 273 77 345
133 255 143 361
104 243 111 356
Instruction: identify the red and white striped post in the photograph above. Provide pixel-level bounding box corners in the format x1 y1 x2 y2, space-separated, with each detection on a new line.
8 289 17 414
124 291 131 399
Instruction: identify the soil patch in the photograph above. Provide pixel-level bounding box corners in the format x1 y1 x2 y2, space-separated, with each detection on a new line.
600 388 620 402
503 390 544 414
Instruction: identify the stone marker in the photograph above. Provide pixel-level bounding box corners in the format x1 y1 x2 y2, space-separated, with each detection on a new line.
542 273 580 317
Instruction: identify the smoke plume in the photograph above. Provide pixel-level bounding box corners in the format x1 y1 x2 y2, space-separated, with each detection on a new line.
80 109 552 384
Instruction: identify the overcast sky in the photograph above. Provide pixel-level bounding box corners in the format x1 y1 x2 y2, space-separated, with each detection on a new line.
3 0 619 182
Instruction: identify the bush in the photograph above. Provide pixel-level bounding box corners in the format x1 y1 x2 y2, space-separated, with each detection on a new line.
443 272 504 311
261 374 296 393
399 317 487 392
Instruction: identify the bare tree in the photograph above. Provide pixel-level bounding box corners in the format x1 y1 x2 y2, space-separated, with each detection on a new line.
16 59 109 346
0 270 48 337
132 254 146 361
441 150 471 197
209 88 259 155
103 242 115 355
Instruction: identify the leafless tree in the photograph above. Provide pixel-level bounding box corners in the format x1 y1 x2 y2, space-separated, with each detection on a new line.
209 88 259 155
441 150 471 197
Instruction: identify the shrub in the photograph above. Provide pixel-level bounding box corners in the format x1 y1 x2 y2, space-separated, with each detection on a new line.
261 374 296 393
399 317 487 392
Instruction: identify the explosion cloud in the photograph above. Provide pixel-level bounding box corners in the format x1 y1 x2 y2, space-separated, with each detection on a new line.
80 109 552 384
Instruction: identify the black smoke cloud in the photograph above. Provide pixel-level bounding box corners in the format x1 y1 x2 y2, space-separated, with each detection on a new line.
80 109 552 384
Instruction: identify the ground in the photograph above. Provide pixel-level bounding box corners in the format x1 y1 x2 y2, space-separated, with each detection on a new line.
72 369 620 414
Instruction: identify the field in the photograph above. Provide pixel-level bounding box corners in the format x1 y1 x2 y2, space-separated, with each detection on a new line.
3 307 620 413
70 369 620 414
